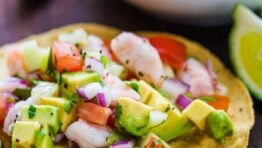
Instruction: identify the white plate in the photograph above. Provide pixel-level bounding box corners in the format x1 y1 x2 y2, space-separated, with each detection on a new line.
125 0 262 26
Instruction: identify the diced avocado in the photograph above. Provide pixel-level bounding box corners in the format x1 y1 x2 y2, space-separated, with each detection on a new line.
35 125 54 148
20 41 50 72
138 80 154 102
60 72 100 99
58 28 88 48
31 81 59 100
40 97 78 132
147 91 173 112
139 133 170 148
12 121 41 148
183 100 215 130
206 110 233 141
138 80 173 112
152 109 193 142
116 97 153 137
21 105 60 133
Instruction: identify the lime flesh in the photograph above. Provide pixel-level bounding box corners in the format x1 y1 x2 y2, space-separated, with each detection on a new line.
240 32 262 89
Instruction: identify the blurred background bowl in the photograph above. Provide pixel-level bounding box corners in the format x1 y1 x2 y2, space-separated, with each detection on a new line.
125 0 262 26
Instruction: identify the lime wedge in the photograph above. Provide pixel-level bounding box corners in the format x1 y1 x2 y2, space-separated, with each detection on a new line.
229 4 262 100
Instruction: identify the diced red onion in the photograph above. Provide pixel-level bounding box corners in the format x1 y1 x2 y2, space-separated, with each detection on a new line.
6 102 14 113
96 93 107 107
76 88 90 101
76 82 103 101
176 94 192 110
109 140 134 148
84 57 104 75
161 78 190 101
54 133 65 143
0 77 28 93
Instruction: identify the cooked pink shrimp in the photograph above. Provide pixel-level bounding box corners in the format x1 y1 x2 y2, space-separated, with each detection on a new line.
111 32 165 87
65 120 109 148
4 46 28 78
102 73 140 104
178 58 215 97
84 35 112 59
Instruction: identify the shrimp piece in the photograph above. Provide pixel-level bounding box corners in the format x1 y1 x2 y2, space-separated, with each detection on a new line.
84 35 112 59
178 58 215 97
4 46 28 78
111 32 165 87
65 120 109 148
102 73 140 104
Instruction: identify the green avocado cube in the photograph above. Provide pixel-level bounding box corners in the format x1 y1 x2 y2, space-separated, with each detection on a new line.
139 133 170 148
60 72 100 99
182 100 215 130
12 121 41 148
21 105 60 133
206 110 233 141
138 80 173 112
138 80 154 103
152 109 193 142
116 97 153 137
40 97 78 132
35 125 54 148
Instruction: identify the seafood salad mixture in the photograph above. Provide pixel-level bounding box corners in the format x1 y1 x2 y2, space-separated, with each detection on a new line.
0 28 234 148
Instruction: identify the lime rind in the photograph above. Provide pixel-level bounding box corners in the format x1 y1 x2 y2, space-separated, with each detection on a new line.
229 4 262 100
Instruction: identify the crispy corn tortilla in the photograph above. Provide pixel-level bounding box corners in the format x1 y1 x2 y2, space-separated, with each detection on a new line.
0 23 254 147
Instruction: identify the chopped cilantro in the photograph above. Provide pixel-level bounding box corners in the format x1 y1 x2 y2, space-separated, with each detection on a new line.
63 101 73 114
28 105 36 119
198 96 217 103
100 55 111 67
127 82 139 92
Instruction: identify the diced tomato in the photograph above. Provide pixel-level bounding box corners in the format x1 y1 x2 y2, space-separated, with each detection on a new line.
52 42 83 73
148 36 187 71
0 98 7 124
208 95 229 111
77 102 111 125
146 137 164 148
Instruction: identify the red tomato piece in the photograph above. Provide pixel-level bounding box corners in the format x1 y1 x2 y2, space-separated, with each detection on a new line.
77 102 111 125
208 95 229 111
148 36 187 71
52 42 83 73
0 98 7 124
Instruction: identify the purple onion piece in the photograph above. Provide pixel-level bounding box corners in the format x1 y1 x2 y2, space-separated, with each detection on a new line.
76 88 90 101
96 93 107 107
176 94 192 110
54 133 65 143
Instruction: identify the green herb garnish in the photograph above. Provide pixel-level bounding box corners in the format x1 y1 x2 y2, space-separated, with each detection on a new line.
127 82 139 92
63 101 73 114
100 55 111 67
28 105 36 119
